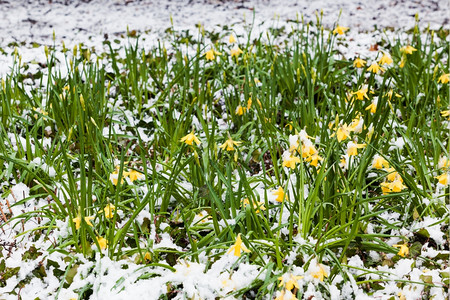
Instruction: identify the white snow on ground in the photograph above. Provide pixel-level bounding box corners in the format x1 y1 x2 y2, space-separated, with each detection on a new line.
0 0 449 77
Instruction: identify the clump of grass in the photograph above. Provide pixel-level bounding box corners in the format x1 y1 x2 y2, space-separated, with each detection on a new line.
0 15 448 299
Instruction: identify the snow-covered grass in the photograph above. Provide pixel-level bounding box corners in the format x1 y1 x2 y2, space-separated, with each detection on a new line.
0 14 449 299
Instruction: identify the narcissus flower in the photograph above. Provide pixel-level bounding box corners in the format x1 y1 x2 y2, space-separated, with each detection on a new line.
393 244 409 257
306 153 323 167
367 62 385 74
441 110 450 119
335 124 352 142
386 89 401 101
72 214 94 230
235 105 246 116
399 56 406 68
97 236 108 250
352 87 370 100
347 142 366 156
380 179 406 194
227 233 250 257
435 173 449 185
278 273 304 291
353 57 367 68
230 47 243 57
310 263 329 282
126 169 144 182
273 186 287 202
400 45 417 55
333 25 349 35
241 198 265 213
365 100 377 114
205 49 221 60
372 155 389 169
180 130 201 146
275 289 298 300
438 156 450 170
228 34 236 43
219 137 242 151
438 73 450 84
378 52 393 65
103 203 115 219
282 154 301 169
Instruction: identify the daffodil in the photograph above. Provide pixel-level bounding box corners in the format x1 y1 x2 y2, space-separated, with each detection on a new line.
378 52 393 65
435 173 449 185
438 73 450 84
103 203 115 219
399 56 406 68
346 142 366 156
335 124 351 142
278 273 304 291
400 45 417 55
230 47 243 57
306 153 323 167
385 167 402 182
333 25 349 35
372 155 389 169
282 155 301 169
352 87 370 100
365 101 377 114
353 57 367 68
205 49 215 60
349 115 364 133
96 236 108 250
438 156 450 170
219 136 242 151
180 130 201 146
127 169 144 182
235 105 246 115
393 244 409 257
72 214 94 230
441 110 450 119
310 263 329 282
272 186 287 202
227 233 250 257
228 34 236 43
386 89 401 101
275 290 298 300
241 198 265 213
380 179 406 194
367 62 385 74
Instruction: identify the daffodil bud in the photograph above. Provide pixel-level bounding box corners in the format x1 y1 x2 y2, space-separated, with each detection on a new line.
44 45 49 59
80 94 86 111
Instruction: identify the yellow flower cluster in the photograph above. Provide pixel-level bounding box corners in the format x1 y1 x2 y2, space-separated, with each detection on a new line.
283 130 323 169
110 166 144 185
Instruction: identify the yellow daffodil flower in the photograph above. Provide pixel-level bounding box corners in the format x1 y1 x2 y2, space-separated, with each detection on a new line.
365 101 377 114
335 124 352 142
180 130 201 146
399 56 406 68
230 47 243 57
393 244 409 257
378 53 393 65
227 233 250 257
272 186 287 202
235 105 246 115
400 45 417 55
367 62 385 74
247 97 252 110
205 49 221 60
127 169 144 182
97 236 108 250
347 142 366 156
310 263 328 282
435 173 449 185
241 198 265 213
353 57 367 68
333 25 349 35
438 73 450 84
372 155 389 169
385 167 402 182
278 273 304 291
228 34 236 43
275 289 298 300
441 110 450 119
380 179 406 194
219 136 242 151
72 214 94 230
282 155 301 169
386 89 401 101
103 203 115 219
352 87 370 100
438 156 450 170
306 153 323 167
